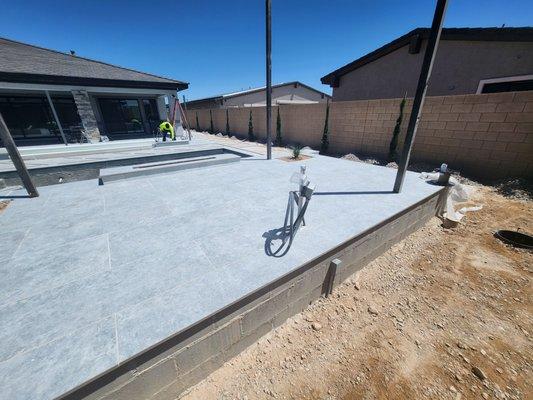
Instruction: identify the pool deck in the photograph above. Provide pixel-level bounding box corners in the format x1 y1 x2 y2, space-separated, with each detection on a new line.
0 137 442 399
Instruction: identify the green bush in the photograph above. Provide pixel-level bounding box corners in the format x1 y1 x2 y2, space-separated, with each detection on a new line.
225 109 230 135
388 95 406 162
291 144 302 160
275 107 282 146
248 109 256 141
320 100 330 154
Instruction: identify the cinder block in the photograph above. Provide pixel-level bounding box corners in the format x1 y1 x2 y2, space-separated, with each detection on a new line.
516 122 533 134
465 122 490 131
174 317 241 374
437 113 459 122
100 359 177 400
505 112 533 123
512 91 533 102
480 113 507 123
472 103 497 113
240 288 291 336
458 112 481 122
489 122 516 132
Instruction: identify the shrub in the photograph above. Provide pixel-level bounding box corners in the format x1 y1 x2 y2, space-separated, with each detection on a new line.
320 100 330 154
291 144 302 160
388 95 406 162
248 109 256 141
225 109 230 135
275 107 282 146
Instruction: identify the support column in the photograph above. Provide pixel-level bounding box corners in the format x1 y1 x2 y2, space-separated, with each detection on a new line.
44 91 68 145
72 90 101 142
265 0 272 160
393 0 448 193
0 112 39 197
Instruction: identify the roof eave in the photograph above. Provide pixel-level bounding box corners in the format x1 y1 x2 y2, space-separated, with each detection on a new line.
321 27 533 86
0 72 188 91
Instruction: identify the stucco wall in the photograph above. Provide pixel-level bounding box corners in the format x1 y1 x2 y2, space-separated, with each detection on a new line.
224 84 328 107
332 40 533 101
186 90 533 179
186 84 329 110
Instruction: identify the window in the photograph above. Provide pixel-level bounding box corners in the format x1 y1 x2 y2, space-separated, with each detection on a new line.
142 99 159 133
477 75 533 94
481 80 533 93
0 95 80 146
98 98 145 136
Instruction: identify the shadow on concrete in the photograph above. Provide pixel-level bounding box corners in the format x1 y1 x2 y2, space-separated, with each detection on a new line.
262 227 289 258
0 194 31 199
314 190 393 196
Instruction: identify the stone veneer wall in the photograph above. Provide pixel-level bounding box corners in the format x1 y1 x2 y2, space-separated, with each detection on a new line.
72 90 101 142
187 90 533 179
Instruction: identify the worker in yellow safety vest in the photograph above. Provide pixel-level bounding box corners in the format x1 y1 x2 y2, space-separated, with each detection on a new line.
159 120 175 141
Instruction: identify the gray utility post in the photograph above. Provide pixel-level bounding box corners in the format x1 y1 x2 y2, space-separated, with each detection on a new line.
266 0 272 160
45 90 68 146
182 95 192 140
393 0 448 193
0 113 39 197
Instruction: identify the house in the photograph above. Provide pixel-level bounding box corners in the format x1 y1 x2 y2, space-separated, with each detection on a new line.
321 27 533 101
0 37 188 146
184 81 330 110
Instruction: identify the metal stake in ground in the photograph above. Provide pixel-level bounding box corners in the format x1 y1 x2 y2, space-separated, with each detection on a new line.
0 112 39 197
393 0 449 193
266 0 272 160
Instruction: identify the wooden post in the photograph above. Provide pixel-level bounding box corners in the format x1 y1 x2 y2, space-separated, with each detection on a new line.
0 112 39 197
393 0 449 193
324 259 341 298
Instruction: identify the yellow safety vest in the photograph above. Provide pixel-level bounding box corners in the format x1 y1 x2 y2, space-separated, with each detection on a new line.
159 122 175 139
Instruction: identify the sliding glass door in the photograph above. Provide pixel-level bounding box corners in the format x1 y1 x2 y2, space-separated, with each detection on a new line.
98 97 160 139
0 95 81 146
98 98 146 138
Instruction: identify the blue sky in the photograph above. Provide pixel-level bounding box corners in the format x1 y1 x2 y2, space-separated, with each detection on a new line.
1 0 532 100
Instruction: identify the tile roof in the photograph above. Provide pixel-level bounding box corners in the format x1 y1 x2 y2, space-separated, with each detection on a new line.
0 37 188 90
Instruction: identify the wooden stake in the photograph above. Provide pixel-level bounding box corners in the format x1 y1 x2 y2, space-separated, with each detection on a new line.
0 112 39 197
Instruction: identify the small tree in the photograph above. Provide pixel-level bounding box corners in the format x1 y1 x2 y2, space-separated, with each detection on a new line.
388 94 406 162
209 110 214 134
225 109 230 135
274 107 282 146
196 112 200 131
248 109 255 141
320 100 330 154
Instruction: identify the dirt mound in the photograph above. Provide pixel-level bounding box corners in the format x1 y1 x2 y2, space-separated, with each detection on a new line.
182 187 532 400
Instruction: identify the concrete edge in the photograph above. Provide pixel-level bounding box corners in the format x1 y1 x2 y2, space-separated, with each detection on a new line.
57 188 445 400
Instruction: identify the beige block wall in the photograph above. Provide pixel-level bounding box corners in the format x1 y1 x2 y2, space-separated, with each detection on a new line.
186 90 533 179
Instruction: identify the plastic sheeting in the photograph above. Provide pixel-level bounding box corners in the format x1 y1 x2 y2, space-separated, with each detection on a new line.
420 172 482 222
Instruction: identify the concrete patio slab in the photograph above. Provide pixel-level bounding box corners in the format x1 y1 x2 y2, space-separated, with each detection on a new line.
0 144 442 400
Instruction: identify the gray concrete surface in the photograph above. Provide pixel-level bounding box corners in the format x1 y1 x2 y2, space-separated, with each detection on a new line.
99 153 240 184
0 137 230 187
0 148 441 400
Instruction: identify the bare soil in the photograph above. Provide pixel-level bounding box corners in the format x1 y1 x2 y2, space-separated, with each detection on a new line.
279 155 312 162
0 200 9 213
181 187 532 400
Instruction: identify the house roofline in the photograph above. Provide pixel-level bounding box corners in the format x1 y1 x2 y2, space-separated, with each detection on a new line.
0 36 189 90
185 81 330 106
0 72 188 91
321 27 533 87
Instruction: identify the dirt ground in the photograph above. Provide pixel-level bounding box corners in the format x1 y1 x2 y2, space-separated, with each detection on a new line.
181 186 532 400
